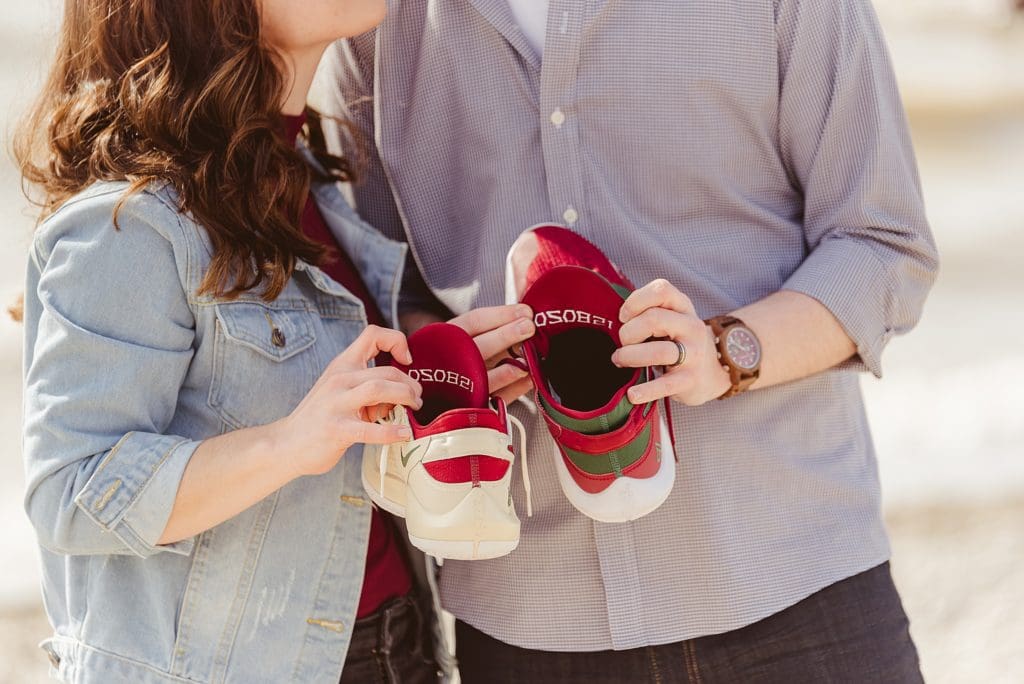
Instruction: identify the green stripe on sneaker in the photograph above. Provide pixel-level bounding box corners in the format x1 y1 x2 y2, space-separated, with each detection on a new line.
610 283 632 299
560 422 654 477
539 367 652 435
539 392 633 434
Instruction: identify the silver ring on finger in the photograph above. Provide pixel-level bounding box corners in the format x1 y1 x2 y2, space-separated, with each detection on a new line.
671 340 687 367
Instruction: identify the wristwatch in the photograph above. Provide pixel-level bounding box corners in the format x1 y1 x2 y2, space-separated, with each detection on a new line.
705 315 761 399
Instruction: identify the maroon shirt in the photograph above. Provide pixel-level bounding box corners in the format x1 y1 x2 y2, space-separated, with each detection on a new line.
284 114 411 618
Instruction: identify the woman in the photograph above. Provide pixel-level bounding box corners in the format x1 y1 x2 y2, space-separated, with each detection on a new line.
17 1 442 681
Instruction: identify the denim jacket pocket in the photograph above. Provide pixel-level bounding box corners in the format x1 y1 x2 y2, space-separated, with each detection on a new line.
208 300 319 430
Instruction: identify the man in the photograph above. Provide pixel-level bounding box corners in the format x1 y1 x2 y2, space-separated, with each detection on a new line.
317 0 938 680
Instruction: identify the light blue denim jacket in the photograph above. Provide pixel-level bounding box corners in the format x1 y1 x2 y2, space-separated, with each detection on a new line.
21 173 407 683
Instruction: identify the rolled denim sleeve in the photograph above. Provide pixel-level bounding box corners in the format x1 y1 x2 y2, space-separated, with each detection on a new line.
23 192 200 558
775 0 939 377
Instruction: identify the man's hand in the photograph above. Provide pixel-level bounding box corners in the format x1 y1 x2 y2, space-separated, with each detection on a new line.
612 279 731 407
449 304 535 403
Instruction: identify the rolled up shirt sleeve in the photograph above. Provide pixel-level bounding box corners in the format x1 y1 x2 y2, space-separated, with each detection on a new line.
22 193 200 558
775 0 939 377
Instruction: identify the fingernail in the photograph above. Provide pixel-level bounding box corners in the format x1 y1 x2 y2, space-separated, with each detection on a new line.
516 305 532 318
516 318 534 335
628 388 642 404
397 426 412 439
610 352 621 367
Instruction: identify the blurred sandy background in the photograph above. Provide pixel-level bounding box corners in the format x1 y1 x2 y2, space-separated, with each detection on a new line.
2 2 1022 682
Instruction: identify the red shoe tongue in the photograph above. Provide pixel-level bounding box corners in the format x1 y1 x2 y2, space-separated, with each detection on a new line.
396 322 490 411
520 265 637 415
521 265 627 351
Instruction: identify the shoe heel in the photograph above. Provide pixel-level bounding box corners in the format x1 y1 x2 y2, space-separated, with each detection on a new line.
406 485 521 560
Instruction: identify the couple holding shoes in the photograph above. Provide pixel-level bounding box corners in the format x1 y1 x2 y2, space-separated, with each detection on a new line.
18 1 937 682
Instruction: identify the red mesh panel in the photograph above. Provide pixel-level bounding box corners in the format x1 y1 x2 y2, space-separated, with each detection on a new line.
423 455 511 484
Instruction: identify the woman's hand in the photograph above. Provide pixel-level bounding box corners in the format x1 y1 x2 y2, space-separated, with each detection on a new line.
612 279 731 407
274 325 423 477
449 304 536 403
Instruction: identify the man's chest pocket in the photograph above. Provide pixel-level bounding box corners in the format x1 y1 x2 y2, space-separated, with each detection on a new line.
208 300 319 429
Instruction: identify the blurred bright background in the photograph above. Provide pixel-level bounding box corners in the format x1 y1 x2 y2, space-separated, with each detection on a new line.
1 2 1022 682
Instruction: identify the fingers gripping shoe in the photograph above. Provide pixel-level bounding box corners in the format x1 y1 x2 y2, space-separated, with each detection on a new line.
361 323 530 560
505 224 676 523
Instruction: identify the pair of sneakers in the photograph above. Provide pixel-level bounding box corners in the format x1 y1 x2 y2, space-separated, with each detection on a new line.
362 225 676 560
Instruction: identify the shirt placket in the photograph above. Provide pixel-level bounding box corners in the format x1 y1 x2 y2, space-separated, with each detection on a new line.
539 1 588 231
540 0 648 650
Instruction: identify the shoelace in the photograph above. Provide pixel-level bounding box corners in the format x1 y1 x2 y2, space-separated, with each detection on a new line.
507 412 532 517
662 395 678 458
423 554 457 671
377 407 399 495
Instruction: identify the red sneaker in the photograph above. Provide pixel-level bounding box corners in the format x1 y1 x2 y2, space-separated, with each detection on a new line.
362 323 529 560
505 225 675 523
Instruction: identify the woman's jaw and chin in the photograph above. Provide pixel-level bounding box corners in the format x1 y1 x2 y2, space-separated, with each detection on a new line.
259 0 387 115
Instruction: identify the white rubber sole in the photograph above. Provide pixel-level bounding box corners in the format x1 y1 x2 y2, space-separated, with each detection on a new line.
407 535 520 561
405 476 521 561
365 464 522 560
553 414 676 523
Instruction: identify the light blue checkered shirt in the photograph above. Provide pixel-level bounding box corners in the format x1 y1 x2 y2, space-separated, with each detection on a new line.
316 0 938 651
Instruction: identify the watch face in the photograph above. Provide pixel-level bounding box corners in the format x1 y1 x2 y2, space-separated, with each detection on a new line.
725 326 761 370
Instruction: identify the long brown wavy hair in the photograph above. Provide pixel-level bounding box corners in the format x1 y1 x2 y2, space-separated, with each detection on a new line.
13 0 356 312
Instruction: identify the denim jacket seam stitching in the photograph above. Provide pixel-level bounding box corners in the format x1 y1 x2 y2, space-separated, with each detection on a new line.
52 636 200 683
215 305 317 358
289 498 363 683
207 320 245 432
93 432 135 473
114 439 190 521
171 530 214 676
78 438 191 535
164 195 199 313
211 491 281 682
197 297 312 311
109 518 156 557
35 185 131 255
206 311 318 429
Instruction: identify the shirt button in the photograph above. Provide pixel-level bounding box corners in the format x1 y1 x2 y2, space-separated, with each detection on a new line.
562 207 579 225
550 109 566 127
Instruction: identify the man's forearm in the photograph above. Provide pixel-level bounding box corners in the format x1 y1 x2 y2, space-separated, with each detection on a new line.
732 289 856 391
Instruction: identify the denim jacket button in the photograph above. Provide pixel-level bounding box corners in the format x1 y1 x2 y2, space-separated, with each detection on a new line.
271 328 287 348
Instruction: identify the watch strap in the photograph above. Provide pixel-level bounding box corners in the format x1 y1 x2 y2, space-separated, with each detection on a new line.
706 315 760 400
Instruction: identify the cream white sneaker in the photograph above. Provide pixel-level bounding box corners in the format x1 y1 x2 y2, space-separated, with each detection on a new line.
361 323 530 560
